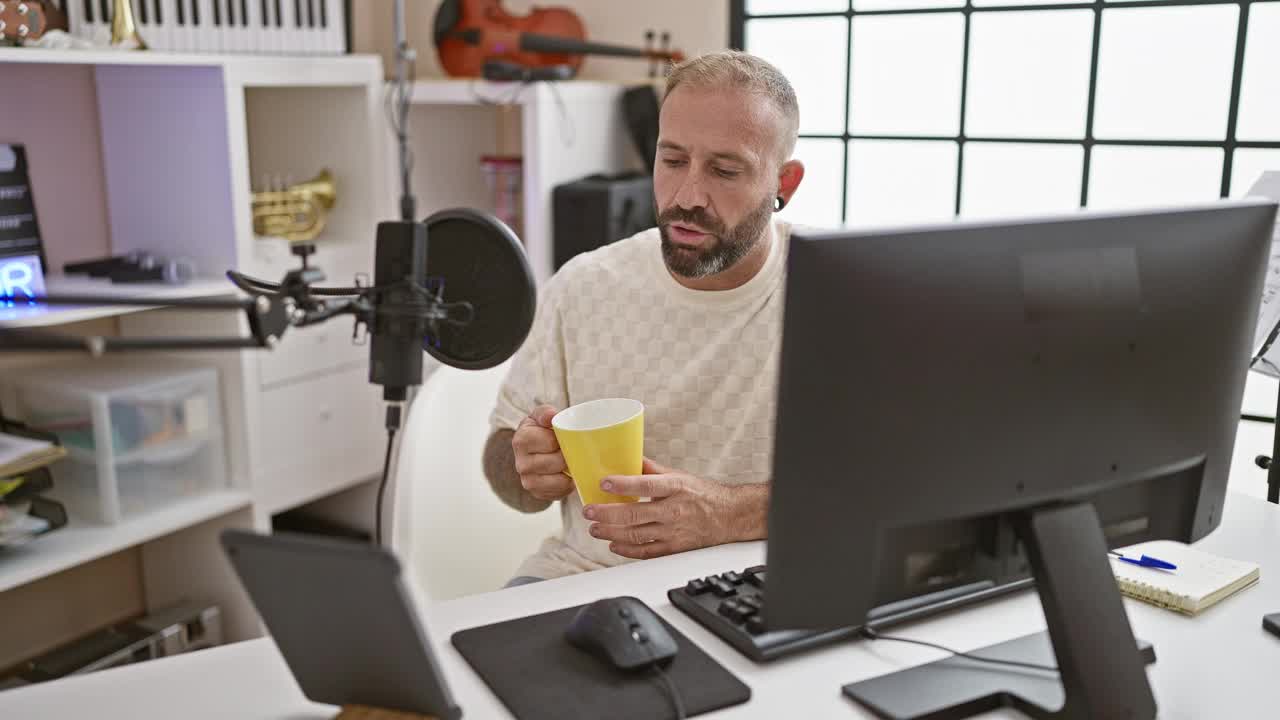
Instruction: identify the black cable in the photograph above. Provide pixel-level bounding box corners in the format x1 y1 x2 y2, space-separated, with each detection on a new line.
547 80 575 147
652 665 686 720
373 426 397 547
385 31 417 220
225 270 390 297
404 53 417 188
860 626 1058 673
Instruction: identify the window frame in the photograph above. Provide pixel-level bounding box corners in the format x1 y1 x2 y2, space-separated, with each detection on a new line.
730 0 1280 223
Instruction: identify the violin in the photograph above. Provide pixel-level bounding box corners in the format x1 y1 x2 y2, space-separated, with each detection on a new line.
433 0 686 79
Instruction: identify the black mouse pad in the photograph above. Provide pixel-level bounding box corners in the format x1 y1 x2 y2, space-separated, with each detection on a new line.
451 603 751 720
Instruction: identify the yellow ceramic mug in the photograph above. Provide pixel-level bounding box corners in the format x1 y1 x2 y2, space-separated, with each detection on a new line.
552 398 644 506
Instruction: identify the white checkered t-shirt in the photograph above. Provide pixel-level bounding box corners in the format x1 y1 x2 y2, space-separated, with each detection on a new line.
490 220 791 580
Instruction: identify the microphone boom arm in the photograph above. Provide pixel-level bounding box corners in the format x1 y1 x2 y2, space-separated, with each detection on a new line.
0 262 471 356
0 290 290 353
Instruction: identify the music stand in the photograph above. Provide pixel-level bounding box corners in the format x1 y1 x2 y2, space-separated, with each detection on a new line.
1244 170 1280 505
1248 350 1280 505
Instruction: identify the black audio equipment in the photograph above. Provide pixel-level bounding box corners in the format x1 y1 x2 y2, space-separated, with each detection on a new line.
553 173 655 270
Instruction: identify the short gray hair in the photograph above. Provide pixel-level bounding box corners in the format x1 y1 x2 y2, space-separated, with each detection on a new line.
664 50 800 162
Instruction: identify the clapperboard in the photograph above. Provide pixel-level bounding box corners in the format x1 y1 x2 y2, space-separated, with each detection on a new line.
0 144 47 304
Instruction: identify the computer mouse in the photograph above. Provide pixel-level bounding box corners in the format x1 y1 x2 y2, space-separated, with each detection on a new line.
564 596 679 671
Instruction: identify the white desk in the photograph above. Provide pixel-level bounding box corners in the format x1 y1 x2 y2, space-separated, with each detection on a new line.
3 492 1278 719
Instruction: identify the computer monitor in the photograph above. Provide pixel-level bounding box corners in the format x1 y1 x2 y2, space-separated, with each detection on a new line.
764 199 1278 719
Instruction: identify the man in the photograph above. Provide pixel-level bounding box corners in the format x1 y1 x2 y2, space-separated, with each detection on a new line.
483 50 805 584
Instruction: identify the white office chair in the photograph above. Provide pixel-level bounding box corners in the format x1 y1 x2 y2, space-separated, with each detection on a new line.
388 361 561 603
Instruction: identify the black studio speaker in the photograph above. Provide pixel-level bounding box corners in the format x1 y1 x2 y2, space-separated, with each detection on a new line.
552 173 656 271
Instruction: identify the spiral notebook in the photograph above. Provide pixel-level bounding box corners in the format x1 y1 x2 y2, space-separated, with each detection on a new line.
1109 540 1260 616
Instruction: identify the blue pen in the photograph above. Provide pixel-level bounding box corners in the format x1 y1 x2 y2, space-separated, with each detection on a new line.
1109 551 1177 571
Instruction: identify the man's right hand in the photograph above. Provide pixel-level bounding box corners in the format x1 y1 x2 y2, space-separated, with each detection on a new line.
512 405 574 502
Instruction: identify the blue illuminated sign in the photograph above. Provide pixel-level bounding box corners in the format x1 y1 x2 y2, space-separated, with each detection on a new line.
0 253 45 307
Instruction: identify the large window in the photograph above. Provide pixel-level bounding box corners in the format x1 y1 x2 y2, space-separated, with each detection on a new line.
732 0 1280 227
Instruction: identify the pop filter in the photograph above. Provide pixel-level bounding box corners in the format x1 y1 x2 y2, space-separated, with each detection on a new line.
422 208 536 370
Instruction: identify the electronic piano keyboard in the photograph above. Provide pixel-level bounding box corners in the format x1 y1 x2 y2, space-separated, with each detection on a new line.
64 0 347 55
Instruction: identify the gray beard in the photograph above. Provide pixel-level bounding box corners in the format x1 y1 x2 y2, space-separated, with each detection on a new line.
659 194 774 279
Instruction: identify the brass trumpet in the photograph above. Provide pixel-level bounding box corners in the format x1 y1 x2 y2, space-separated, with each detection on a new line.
111 0 147 49
252 169 337 243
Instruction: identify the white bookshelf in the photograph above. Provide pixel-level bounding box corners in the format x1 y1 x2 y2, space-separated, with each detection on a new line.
0 47 373 77
0 490 251 594
0 51 639 664
0 51 391 651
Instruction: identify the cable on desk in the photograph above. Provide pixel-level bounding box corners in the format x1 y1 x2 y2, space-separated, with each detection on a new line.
374 426 398 547
652 664 686 720
860 626 1058 673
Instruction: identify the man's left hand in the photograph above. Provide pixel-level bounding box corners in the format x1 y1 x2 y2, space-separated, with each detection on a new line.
583 458 769 560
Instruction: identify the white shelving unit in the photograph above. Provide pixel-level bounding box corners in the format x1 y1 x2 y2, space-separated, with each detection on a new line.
0 50 391 648
407 78 641 284
0 49 639 668
0 490 251 594
0 46 376 74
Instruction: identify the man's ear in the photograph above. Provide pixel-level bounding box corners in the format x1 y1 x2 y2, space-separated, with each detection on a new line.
776 159 805 212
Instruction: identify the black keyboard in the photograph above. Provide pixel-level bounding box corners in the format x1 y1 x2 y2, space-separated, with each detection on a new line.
668 565 1034 662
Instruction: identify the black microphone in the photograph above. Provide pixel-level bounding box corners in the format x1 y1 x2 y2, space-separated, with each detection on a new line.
368 219 430 402
64 251 153 277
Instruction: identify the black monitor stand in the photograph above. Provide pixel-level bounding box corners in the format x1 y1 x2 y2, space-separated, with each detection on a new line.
843 502 1158 720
